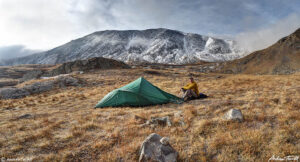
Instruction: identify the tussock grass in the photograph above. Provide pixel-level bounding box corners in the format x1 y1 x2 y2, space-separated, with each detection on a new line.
0 69 300 161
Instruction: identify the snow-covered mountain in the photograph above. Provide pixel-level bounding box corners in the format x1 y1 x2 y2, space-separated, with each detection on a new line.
2 28 246 65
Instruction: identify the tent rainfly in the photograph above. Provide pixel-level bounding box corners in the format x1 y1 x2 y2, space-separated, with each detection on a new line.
95 77 183 108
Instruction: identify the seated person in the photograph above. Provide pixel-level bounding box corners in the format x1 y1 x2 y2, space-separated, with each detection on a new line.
181 77 199 101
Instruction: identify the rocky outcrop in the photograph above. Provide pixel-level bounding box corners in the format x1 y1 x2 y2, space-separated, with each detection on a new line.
46 57 130 76
0 87 30 99
223 109 244 122
139 133 178 162
18 57 130 81
0 76 80 99
20 69 45 82
0 65 54 80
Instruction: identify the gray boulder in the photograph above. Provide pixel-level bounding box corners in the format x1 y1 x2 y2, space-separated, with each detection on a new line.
139 133 178 162
223 109 244 122
0 87 30 99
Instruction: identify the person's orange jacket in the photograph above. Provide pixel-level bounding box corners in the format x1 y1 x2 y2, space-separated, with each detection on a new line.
183 82 199 95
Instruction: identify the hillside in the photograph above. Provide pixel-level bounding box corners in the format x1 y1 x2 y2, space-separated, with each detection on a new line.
221 28 300 74
0 66 299 161
1 28 245 65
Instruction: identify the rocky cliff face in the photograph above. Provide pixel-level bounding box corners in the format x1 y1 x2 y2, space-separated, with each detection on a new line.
2 28 246 65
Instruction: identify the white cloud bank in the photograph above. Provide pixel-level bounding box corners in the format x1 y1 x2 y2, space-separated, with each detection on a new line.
0 45 41 60
0 0 85 50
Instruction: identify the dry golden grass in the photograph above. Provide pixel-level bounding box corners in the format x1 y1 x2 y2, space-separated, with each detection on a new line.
0 68 300 161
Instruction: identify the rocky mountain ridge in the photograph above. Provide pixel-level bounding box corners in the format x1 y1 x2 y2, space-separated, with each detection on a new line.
1 28 246 65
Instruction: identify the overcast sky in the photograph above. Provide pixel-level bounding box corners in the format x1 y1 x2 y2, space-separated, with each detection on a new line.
0 0 299 60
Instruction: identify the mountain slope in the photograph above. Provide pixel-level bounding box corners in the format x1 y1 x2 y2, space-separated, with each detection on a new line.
221 28 300 74
2 28 245 65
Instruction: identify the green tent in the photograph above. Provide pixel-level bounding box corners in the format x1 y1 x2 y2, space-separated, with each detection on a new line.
95 77 183 108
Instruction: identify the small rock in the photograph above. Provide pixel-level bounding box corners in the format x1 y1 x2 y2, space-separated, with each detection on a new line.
216 76 223 79
178 121 185 126
160 137 170 145
174 111 182 118
139 133 178 162
223 109 244 122
17 114 33 120
144 116 172 127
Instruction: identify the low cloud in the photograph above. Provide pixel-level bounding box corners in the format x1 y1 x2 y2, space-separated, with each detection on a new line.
0 45 41 60
0 0 299 58
235 14 300 52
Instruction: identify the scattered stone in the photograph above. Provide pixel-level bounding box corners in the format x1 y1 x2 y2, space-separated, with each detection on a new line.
223 109 244 122
17 114 33 120
139 133 178 162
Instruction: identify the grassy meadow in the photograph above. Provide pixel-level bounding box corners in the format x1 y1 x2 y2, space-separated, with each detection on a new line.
0 67 300 161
